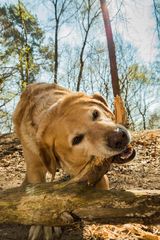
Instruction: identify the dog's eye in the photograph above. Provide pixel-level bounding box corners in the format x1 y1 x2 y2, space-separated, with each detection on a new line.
72 134 84 145
92 110 99 121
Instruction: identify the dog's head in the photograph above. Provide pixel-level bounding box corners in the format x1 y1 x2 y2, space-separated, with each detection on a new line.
36 92 134 176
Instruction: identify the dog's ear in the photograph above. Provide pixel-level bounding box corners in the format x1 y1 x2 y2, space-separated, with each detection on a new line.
92 93 115 120
36 101 62 145
92 93 109 107
38 144 57 177
36 102 60 177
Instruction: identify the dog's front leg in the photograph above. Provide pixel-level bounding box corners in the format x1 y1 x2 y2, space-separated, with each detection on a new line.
28 226 42 240
22 148 54 240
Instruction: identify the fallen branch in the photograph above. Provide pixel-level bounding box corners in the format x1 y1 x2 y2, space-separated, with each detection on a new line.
0 181 160 226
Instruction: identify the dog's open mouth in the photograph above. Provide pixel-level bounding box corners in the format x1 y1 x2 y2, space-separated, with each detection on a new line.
112 145 136 164
69 145 136 186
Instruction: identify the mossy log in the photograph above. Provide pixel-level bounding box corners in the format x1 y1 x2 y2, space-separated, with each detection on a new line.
0 181 160 226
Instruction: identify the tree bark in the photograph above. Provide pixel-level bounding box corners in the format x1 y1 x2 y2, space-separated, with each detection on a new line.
0 182 160 226
99 0 128 126
99 0 120 97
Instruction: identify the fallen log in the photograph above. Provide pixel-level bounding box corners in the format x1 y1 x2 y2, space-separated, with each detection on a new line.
0 181 160 226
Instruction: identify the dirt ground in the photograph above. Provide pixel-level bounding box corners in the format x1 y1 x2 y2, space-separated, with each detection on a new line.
0 130 160 240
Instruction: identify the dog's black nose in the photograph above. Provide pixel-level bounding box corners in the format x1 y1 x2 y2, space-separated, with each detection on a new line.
107 127 130 150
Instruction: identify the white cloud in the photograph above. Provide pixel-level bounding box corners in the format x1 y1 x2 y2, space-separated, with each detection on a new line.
109 0 157 63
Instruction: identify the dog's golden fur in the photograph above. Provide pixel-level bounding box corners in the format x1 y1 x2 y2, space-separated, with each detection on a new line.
13 83 135 239
13 83 128 190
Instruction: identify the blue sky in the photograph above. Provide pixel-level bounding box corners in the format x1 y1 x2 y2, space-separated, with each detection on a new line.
1 0 158 64
109 0 157 63
36 0 158 63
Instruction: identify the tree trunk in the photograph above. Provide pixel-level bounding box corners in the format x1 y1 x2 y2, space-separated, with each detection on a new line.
54 24 58 84
99 0 120 97
18 0 30 90
76 23 91 92
99 0 128 126
0 182 160 226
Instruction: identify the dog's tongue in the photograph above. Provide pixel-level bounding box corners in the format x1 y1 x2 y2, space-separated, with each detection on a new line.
112 145 136 164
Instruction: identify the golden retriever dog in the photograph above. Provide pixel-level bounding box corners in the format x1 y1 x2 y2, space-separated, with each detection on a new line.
13 82 134 240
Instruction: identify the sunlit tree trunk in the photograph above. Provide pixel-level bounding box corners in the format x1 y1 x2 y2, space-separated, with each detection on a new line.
99 0 128 126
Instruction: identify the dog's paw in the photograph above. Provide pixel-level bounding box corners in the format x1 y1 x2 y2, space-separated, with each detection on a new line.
28 226 53 240
28 225 42 240
43 226 54 240
28 212 73 240
54 227 62 238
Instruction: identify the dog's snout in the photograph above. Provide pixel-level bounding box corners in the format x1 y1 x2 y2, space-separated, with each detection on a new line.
107 127 130 150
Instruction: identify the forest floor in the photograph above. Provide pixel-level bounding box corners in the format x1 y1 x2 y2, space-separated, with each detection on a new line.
0 130 160 240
